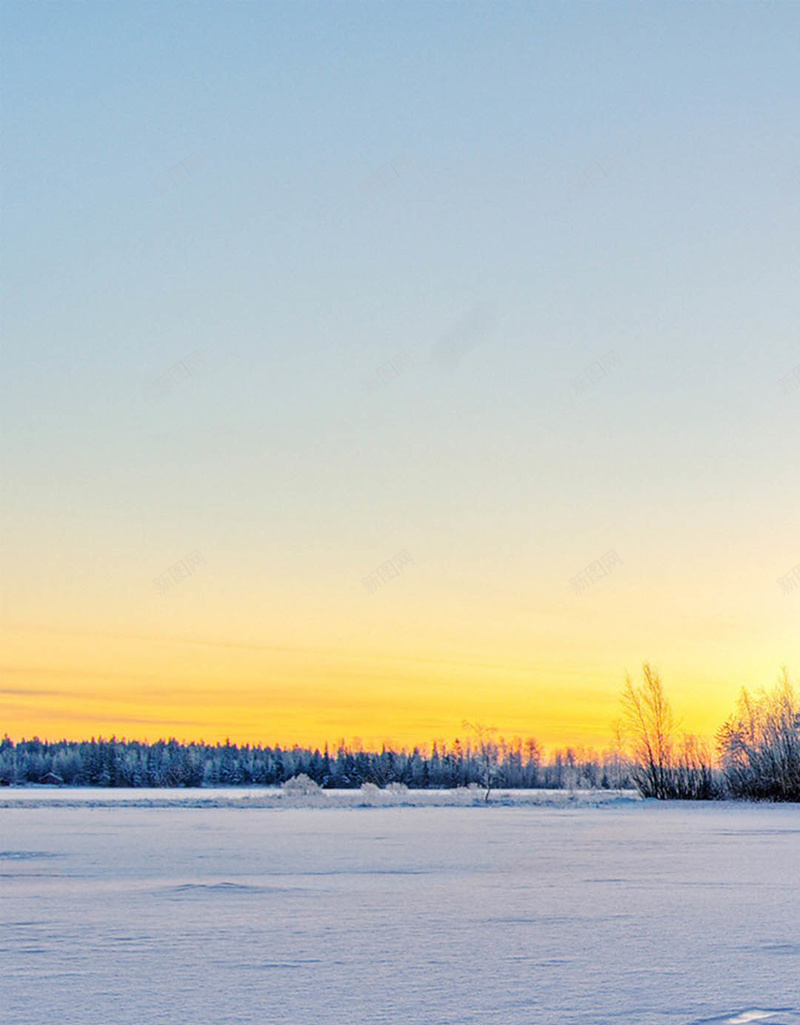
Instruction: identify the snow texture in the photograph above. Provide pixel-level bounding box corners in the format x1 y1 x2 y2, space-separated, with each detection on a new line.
0 784 640 809
2 793 800 1024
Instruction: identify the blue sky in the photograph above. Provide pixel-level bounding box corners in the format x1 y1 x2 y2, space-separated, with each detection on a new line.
2 2 800 745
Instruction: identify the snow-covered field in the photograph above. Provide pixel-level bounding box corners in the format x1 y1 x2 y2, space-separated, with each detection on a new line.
0 785 640 808
2 792 800 1025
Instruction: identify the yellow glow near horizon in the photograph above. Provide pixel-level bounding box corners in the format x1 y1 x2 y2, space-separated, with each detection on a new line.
3 509 798 754
2 611 792 753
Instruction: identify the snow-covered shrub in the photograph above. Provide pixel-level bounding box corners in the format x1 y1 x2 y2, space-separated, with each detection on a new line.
384 782 409 797
281 773 320 796
358 782 383 806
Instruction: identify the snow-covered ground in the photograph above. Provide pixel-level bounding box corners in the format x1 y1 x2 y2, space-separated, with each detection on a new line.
2 793 799 1025
0 785 640 808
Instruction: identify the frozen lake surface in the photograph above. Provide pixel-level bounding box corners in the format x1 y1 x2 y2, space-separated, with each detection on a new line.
2 793 800 1024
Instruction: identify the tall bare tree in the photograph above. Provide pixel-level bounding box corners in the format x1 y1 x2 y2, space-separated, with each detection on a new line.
620 662 676 799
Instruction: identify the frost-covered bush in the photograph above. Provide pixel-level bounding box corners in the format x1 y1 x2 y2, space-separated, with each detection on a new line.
281 773 320 796
357 783 383 806
278 773 327 807
384 782 409 797
718 672 800 801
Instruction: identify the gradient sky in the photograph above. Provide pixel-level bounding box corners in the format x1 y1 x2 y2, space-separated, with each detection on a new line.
2 2 800 751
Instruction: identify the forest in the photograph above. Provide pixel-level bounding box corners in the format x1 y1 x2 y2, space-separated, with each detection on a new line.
0 733 629 791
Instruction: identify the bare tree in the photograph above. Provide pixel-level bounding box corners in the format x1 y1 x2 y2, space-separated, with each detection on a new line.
672 734 719 799
462 721 500 802
620 662 677 799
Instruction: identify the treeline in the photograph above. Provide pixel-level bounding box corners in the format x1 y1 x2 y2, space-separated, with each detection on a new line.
0 734 633 791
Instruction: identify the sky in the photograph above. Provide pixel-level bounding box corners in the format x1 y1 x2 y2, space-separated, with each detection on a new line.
2 1 800 752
